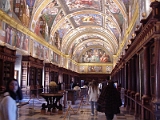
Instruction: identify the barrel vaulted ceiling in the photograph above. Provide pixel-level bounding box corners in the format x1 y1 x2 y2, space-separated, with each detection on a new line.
29 0 129 63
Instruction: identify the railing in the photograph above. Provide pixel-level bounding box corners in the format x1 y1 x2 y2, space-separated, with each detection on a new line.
124 93 155 120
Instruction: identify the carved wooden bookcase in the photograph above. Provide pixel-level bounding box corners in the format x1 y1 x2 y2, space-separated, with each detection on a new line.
0 46 16 90
21 56 43 89
44 63 59 87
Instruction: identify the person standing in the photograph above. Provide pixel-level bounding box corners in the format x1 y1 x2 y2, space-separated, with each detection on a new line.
0 78 23 120
88 80 100 116
97 80 122 120
71 78 77 89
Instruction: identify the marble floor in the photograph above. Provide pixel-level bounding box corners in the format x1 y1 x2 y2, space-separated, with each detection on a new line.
18 96 137 120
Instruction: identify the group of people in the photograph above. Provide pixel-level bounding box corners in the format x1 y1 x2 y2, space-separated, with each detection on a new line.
0 78 121 120
88 79 122 120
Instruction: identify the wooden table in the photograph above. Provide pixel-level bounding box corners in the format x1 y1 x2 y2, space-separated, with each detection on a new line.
40 92 63 112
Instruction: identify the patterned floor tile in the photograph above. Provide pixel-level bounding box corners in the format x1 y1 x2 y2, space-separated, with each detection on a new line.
18 97 136 120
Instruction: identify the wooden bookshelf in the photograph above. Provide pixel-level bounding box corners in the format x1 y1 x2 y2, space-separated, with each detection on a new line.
0 45 16 90
21 56 43 89
44 63 59 87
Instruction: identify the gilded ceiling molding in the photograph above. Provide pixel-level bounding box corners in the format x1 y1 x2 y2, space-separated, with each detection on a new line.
70 39 113 52
65 37 117 56
78 63 113 66
62 27 118 54
30 0 125 37
70 10 103 16
50 9 120 36
65 55 78 66
73 42 109 56
0 9 65 58
0 11 17 28
67 37 114 55
112 55 118 67
115 3 139 58
67 26 117 41
64 32 115 48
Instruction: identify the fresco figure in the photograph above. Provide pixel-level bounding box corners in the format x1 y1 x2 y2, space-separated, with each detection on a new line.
0 0 11 13
26 0 35 7
83 52 90 62
22 36 28 51
5 25 11 44
16 32 21 48
44 48 49 60
23 5 30 27
34 21 40 35
10 27 16 45
100 53 109 63
36 44 40 56
75 0 93 5
109 1 120 13
20 34 24 49
45 23 49 41
90 49 100 62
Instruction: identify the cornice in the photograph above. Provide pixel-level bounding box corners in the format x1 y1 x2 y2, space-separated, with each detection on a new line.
0 10 64 56
115 3 139 58
78 63 113 66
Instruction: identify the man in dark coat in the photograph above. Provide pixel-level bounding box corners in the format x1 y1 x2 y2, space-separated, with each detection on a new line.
97 80 122 120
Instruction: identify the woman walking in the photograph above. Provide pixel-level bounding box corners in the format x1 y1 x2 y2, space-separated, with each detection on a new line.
88 80 100 116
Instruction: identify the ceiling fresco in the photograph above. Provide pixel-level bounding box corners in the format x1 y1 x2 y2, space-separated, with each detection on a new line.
80 48 111 63
68 36 114 58
5 0 129 63
64 0 102 11
72 14 102 26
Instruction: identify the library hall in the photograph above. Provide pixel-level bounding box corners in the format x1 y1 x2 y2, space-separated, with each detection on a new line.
0 0 160 120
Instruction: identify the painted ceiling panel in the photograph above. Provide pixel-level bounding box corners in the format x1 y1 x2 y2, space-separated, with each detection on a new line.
73 14 102 26
62 27 118 54
0 0 141 65
41 1 60 28
72 40 111 54
106 0 120 14
57 20 73 39
79 48 111 63
25 0 128 63
68 36 114 56
64 0 102 11
52 10 65 28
